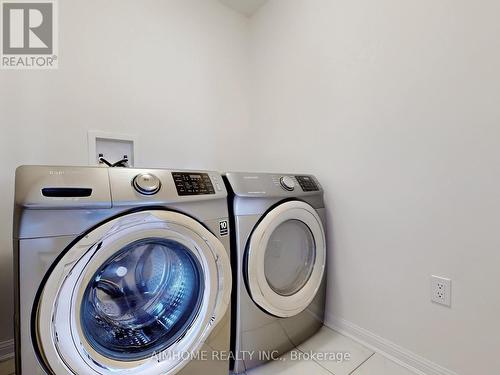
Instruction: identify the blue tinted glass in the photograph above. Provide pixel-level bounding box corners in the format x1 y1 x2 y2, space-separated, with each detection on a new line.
81 238 204 360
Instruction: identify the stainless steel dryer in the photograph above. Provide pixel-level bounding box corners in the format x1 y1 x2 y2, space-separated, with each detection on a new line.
223 172 326 374
13 166 232 375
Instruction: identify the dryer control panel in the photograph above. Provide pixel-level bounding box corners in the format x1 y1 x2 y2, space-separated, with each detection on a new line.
172 172 215 196
224 172 324 216
225 172 321 198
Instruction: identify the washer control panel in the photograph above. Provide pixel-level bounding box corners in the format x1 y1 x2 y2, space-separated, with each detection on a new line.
172 172 215 196
296 175 319 192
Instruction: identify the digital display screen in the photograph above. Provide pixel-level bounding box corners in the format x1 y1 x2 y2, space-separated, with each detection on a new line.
296 175 319 192
172 172 215 196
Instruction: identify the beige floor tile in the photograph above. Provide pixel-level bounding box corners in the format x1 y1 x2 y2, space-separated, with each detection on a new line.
0 358 15 375
247 349 332 375
297 326 374 375
352 353 417 375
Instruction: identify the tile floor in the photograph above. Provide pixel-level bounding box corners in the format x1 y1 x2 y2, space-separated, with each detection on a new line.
246 326 418 375
0 327 417 375
0 357 14 375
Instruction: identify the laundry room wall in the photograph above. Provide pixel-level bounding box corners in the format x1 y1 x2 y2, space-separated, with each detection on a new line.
248 0 500 374
0 0 252 352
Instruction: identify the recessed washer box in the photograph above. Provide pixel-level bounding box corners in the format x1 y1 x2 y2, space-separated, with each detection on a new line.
87 131 136 167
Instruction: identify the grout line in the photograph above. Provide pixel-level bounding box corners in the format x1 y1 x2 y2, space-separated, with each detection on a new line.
294 343 374 375
294 326 377 375
294 345 336 375
348 352 375 375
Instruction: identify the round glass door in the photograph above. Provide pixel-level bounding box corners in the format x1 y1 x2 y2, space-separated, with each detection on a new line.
81 238 204 361
246 201 326 318
264 220 316 296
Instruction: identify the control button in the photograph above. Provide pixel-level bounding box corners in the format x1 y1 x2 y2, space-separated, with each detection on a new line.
296 175 319 191
133 173 161 195
280 176 295 191
171 172 215 196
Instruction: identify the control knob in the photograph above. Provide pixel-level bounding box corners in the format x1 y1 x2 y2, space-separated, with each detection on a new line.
280 176 295 191
133 173 161 195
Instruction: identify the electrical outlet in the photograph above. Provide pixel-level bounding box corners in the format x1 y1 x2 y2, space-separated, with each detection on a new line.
431 275 451 307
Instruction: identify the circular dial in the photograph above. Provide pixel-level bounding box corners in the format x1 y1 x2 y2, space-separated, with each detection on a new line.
280 176 295 191
133 173 161 195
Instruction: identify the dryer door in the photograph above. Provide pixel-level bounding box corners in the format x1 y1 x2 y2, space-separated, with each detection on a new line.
246 201 326 318
34 210 231 375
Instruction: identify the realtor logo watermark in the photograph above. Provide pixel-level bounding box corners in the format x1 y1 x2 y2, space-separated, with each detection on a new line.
1 0 58 69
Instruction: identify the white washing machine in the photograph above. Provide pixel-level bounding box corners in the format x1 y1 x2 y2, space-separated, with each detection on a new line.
223 172 327 374
13 166 232 375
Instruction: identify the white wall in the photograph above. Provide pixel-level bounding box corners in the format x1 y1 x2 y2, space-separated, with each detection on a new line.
0 0 252 346
249 0 500 374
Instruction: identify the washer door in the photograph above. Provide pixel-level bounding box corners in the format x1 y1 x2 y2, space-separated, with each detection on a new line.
34 210 231 375
246 201 326 318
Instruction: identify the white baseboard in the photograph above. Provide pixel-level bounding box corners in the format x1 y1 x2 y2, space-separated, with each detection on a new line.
325 314 458 375
0 339 14 362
